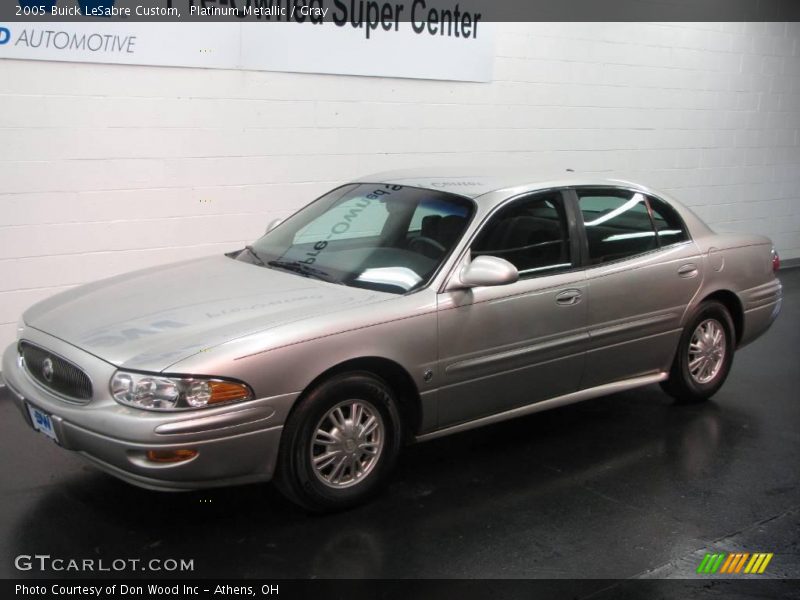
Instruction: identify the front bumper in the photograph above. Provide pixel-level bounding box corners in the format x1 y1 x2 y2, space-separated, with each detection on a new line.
1 331 298 491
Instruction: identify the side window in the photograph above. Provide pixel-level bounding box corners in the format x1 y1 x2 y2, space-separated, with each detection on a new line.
408 198 471 253
472 192 572 276
578 190 656 264
409 198 469 232
647 195 689 246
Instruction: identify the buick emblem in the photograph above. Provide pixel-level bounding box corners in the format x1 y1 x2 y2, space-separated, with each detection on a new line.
42 357 54 383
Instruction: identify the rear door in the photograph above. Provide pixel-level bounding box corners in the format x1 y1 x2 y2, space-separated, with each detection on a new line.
435 189 588 427
572 187 702 387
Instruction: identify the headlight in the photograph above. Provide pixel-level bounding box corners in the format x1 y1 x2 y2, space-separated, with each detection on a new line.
110 371 253 411
16 315 25 340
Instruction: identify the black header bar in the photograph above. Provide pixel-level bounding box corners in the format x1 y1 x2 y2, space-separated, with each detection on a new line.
3 0 800 23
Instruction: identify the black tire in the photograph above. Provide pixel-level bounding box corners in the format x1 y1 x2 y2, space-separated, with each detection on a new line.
275 372 403 512
661 300 735 404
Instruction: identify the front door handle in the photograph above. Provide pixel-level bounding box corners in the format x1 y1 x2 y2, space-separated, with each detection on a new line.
678 263 698 278
556 289 582 306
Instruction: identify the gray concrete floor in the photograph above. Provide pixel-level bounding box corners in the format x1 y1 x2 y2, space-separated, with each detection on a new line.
0 270 798 587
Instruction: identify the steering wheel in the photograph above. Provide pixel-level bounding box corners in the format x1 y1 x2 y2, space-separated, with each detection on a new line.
409 236 446 257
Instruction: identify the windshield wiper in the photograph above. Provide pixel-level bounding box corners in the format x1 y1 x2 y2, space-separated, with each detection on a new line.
241 245 265 266
267 260 340 284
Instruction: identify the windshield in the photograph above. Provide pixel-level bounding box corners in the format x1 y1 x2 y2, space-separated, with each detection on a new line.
236 183 475 294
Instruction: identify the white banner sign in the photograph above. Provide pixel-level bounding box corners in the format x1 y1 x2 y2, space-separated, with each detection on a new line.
0 21 494 82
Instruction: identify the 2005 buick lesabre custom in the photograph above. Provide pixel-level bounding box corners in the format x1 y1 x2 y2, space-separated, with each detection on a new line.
2 169 783 511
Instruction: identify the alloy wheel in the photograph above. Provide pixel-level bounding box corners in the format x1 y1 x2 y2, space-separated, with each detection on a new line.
310 400 385 489
688 318 726 384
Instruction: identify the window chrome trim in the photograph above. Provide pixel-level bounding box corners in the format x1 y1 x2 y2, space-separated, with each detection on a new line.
578 240 696 273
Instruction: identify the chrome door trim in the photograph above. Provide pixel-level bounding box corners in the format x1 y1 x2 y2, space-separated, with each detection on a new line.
415 371 668 442
588 310 681 340
443 330 588 375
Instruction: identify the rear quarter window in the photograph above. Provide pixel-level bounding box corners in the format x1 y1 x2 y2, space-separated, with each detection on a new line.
647 195 690 246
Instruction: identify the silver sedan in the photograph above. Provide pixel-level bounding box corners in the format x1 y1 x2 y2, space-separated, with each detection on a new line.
2 169 783 511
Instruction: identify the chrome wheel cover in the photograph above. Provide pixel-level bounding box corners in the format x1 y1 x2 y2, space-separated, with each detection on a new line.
310 400 385 489
688 318 726 384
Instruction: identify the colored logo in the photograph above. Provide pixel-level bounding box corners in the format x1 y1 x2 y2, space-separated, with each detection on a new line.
0 27 10 46
697 552 773 575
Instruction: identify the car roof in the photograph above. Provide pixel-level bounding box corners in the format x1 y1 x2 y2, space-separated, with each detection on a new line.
353 167 714 239
352 167 654 200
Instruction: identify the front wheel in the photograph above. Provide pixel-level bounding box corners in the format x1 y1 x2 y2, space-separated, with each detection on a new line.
275 372 402 512
661 300 735 404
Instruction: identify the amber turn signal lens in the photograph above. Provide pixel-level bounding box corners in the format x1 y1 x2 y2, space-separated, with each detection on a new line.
146 449 198 463
208 381 251 404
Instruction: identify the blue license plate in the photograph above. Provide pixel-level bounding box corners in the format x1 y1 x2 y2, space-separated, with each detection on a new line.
27 404 59 443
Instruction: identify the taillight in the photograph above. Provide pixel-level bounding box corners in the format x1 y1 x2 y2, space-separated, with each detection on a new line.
771 248 780 272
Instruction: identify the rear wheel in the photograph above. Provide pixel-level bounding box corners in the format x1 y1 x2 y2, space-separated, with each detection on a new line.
275 372 402 512
661 300 735 404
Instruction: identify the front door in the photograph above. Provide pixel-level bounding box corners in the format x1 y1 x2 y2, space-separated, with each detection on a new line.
436 190 588 427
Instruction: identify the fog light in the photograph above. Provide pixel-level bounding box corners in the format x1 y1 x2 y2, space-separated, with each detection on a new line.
145 449 198 463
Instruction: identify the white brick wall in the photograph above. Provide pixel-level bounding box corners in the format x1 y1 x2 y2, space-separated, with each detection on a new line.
1 22 799 350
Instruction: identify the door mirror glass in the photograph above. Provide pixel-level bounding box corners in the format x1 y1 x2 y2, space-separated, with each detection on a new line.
458 255 519 289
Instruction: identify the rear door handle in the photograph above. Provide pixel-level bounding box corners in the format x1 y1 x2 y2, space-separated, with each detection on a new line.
556 289 582 306
678 263 698 278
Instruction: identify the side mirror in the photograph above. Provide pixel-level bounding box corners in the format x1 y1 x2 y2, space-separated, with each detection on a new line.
265 218 282 233
456 255 519 289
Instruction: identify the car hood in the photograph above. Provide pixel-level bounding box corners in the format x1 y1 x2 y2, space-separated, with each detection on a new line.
23 255 392 371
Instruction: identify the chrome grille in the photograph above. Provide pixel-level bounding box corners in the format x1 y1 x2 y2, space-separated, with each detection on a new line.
19 341 93 401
